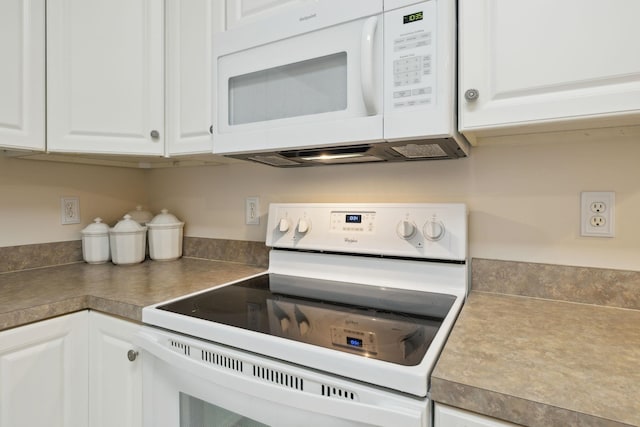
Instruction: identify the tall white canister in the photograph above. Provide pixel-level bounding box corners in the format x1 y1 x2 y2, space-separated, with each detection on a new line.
109 214 147 265
147 209 184 261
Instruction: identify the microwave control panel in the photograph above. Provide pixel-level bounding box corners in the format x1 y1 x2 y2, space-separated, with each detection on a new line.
386 0 437 111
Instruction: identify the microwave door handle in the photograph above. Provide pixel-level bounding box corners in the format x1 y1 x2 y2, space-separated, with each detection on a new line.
360 16 379 116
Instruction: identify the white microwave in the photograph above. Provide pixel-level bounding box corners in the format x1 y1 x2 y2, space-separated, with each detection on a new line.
213 0 469 167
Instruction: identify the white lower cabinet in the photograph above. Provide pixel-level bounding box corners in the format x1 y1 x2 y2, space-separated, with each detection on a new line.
434 403 518 427
89 311 143 427
0 311 142 427
0 311 89 427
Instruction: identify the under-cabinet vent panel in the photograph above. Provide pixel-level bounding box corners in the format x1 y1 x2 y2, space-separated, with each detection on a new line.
252 365 304 391
202 350 243 372
321 384 357 401
169 339 191 356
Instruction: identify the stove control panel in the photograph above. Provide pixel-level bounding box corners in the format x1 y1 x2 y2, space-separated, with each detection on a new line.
330 211 376 234
266 203 467 261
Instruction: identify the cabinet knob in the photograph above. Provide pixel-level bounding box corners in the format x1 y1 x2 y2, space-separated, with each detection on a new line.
209 125 213 134
150 130 160 139
464 89 479 102
127 349 139 362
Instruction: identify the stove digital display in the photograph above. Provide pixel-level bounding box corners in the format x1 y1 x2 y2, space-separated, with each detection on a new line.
345 214 362 224
347 337 363 348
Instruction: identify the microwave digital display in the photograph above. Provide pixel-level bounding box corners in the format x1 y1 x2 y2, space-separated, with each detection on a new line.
345 214 362 224
403 11 423 24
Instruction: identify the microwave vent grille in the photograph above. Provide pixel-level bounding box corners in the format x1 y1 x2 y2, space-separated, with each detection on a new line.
391 143 448 159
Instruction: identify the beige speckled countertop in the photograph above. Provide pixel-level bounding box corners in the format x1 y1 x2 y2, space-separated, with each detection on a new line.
431 291 640 427
4 255 639 427
0 258 265 331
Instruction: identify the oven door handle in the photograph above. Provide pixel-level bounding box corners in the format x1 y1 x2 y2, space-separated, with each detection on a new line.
135 329 425 426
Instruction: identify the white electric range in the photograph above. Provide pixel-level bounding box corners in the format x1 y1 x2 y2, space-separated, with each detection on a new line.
137 203 468 427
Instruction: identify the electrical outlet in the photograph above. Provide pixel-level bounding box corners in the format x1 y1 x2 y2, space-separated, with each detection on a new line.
245 197 260 225
581 192 614 237
61 197 80 225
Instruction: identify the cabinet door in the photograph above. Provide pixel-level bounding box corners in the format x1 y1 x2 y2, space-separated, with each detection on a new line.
0 311 89 427
225 0 307 30
459 0 640 138
165 0 223 155
47 0 164 156
434 403 518 427
0 0 45 151
88 311 142 427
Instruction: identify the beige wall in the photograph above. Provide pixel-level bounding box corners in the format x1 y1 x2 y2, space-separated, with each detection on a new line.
0 155 147 247
148 136 640 272
3 134 638 271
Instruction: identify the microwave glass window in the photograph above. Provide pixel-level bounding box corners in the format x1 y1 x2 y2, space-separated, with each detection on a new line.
180 393 269 427
229 52 347 125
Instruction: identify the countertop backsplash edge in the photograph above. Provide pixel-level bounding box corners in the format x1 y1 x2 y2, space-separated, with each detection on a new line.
471 258 640 311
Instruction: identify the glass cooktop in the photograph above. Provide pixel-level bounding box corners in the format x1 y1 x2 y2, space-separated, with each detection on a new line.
158 273 456 366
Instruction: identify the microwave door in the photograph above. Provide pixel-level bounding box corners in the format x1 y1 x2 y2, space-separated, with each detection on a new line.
215 14 384 155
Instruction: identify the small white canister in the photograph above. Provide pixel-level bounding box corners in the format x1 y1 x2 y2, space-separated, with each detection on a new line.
147 209 184 261
80 217 110 264
125 205 154 225
109 214 147 265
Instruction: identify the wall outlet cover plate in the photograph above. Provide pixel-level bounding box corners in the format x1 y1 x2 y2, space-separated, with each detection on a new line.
580 191 614 237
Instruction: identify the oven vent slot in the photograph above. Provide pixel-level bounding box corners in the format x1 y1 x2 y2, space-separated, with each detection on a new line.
252 365 304 391
321 384 357 401
201 350 243 372
169 339 191 356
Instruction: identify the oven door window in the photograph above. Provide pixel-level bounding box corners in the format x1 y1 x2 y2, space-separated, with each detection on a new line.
180 393 269 427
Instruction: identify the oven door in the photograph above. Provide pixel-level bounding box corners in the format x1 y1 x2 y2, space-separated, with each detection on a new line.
214 0 384 156
137 327 428 427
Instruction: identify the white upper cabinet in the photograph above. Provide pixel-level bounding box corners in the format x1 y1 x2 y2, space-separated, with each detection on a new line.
225 0 308 30
0 0 45 151
47 0 164 156
166 0 224 155
459 0 640 142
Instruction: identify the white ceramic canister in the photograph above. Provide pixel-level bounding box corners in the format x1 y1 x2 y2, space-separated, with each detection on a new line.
147 209 184 261
109 214 147 265
125 205 154 225
80 217 111 264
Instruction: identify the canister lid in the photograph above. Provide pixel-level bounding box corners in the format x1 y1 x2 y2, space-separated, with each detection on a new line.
81 218 110 236
126 205 154 225
148 209 184 228
111 214 147 233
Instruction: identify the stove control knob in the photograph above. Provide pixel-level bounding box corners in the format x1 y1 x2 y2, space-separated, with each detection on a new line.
396 220 417 239
278 218 290 233
297 218 311 234
423 219 445 241
280 317 291 333
299 320 310 336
